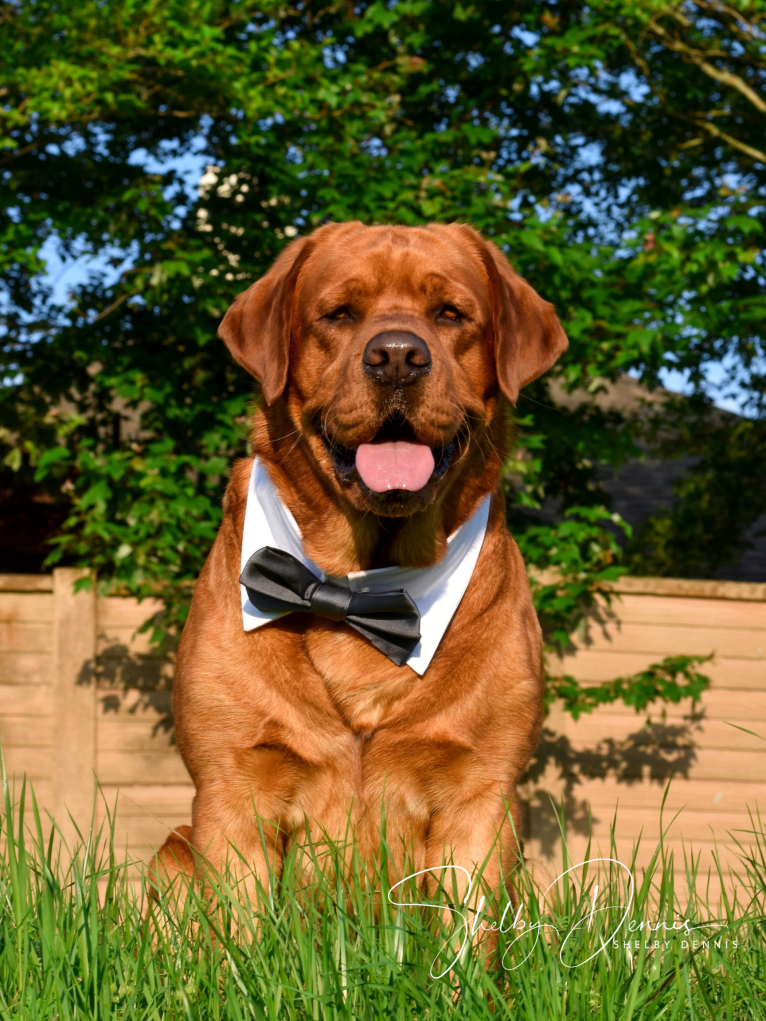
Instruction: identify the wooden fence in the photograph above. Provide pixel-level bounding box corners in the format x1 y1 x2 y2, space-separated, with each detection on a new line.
1 569 765 890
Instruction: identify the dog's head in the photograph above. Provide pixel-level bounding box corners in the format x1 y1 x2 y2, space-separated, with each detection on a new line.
219 222 567 521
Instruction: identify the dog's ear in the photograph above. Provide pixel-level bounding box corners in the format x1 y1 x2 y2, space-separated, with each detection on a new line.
481 239 568 405
218 235 315 405
442 224 568 405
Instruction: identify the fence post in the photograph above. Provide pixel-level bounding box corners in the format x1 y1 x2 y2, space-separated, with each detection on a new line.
52 567 97 848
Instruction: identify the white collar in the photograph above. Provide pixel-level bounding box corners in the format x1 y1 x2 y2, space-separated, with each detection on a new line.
240 458 490 675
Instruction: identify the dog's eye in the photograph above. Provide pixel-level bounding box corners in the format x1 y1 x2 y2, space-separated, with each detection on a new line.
324 306 351 322
439 305 463 322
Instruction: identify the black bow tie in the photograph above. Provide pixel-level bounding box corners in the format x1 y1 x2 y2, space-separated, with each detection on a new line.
240 547 421 667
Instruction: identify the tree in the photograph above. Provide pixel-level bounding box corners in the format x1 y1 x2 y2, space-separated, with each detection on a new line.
2 0 764 715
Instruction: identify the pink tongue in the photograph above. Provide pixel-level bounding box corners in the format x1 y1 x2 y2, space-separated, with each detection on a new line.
355 442 435 493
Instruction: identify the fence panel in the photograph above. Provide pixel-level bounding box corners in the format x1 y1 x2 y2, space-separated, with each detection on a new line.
527 577 766 894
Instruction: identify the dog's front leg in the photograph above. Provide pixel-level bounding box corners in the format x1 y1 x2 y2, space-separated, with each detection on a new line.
423 791 523 961
149 777 284 936
188 743 300 909
192 797 280 904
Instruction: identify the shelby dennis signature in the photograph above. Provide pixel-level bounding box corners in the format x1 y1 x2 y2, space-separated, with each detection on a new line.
388 859 736 979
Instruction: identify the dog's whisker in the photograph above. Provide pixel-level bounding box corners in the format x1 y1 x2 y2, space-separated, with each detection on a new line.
270 426 302 445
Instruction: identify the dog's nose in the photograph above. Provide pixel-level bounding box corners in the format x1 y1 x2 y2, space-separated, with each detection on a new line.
362 332 431 385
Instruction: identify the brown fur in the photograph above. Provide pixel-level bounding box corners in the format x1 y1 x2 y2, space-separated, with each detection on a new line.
153 222 567 905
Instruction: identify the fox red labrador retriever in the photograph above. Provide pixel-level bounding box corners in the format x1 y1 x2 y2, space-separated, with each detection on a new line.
155 221 567 903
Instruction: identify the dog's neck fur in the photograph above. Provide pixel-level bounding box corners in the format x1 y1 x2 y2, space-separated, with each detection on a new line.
251 400 509 575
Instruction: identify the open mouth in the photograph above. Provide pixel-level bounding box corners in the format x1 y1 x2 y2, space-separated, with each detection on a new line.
325 415 456 495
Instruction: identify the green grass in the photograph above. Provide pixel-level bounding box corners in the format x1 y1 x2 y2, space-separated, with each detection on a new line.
0 777 764 1020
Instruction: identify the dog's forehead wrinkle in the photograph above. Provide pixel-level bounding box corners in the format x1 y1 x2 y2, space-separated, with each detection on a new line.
312 276 369 308
350 224 438 251
312 274 473 311
303 231 485 306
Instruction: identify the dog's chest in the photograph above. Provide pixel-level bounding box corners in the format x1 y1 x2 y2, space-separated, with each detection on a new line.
303 622 416 734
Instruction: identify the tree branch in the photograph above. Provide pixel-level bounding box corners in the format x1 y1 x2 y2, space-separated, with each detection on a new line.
648 20 766 113
688 115 766 162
